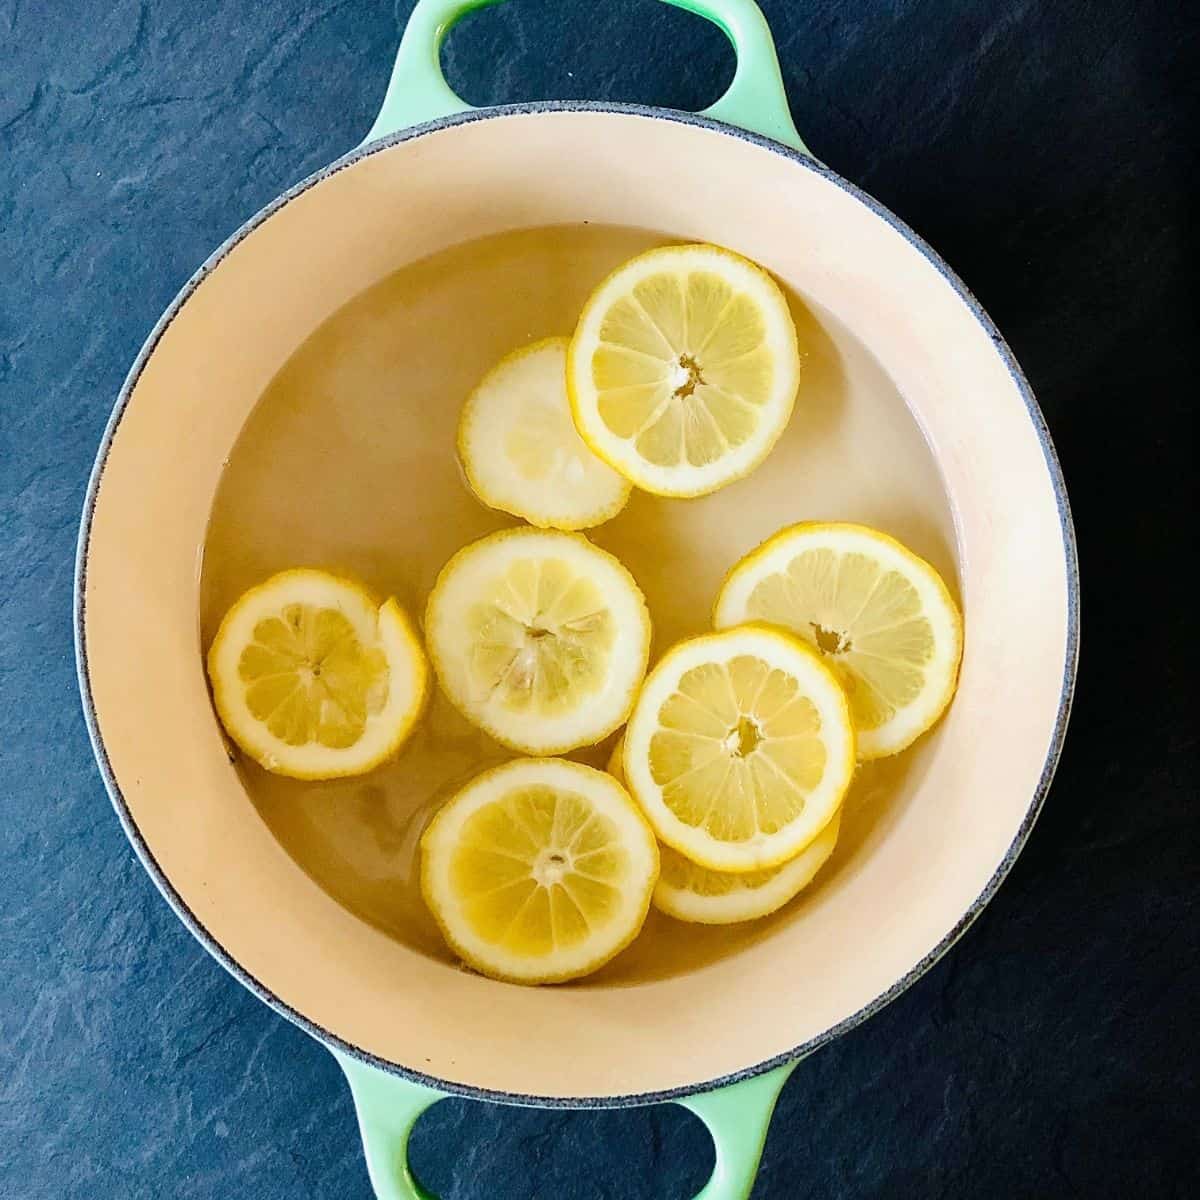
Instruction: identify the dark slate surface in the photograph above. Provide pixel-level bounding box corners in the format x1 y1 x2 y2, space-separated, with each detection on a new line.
1 0 1196 1196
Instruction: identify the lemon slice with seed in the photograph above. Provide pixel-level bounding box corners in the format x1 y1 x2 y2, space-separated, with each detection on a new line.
458 337 631 530
567 243 801 497
622 625 855 872
207 569 428 780
424 528 651 754
421 758 659 984
607 736 841 925
714 522 963 759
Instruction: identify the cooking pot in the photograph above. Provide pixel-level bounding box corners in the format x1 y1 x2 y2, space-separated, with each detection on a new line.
75 1 1079 1196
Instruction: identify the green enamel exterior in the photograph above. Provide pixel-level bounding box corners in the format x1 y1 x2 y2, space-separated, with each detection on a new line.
337 1049 796 1200
363 0 809 154
345 1 804 1195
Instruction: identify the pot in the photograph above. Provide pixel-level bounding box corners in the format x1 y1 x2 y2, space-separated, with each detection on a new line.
75 1 1078 1196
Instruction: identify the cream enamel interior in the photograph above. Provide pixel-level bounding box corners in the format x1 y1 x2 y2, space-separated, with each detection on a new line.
81 110 1072 1102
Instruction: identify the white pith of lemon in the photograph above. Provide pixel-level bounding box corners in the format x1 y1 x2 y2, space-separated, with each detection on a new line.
457 337 632 530
424 528 651 754
567 243 801 498
714 522 963 759
420 758 659 984
607 736 841 924
206 569 428 780
622 625 855 873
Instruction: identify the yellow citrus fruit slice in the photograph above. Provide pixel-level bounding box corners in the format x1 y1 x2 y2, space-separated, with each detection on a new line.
567 243 801 497
655 814 840 924
420 758 659 984
714 522 963 759
424 528 651 754
622 625 855 872
607 736 840 924
206 569 428 780
458 337 632 530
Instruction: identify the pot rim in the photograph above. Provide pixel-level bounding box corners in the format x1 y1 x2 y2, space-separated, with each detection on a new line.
74 100 1080 1109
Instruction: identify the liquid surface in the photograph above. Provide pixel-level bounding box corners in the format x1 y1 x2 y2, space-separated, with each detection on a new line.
200 224 959 984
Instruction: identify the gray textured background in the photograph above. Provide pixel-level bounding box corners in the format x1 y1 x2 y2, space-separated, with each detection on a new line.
2 1 1196 1197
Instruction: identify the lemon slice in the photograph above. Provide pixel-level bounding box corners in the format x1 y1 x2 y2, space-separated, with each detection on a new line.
607 736 840 924
656 815 840 925
567 243 800 498
714 523 963 759
622 625 855 872
458 337 632 530
206 569 428 780
421 758 659 983
424 528 651 754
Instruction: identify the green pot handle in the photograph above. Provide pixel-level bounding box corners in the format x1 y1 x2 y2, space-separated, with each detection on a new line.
336 1048 796 1200
363 0 809 154
678 1062 797 1198
338 1051 441 1200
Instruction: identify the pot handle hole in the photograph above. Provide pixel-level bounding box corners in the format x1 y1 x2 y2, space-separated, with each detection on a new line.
363 0 809 155
336 1049 796 1200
